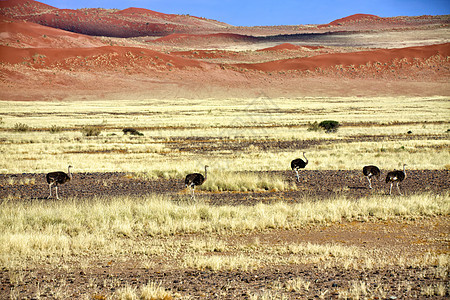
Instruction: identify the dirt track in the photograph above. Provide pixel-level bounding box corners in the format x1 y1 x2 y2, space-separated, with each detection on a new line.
1 169 448 204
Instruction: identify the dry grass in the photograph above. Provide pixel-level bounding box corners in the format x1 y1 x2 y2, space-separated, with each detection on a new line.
0 192 448 271
114 282 176 300
0 97 448 173
183 254 258 271
200 170 296 192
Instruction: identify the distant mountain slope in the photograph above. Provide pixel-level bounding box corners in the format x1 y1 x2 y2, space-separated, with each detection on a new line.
234 43 450 72
0 44 209 70
0 16 107 48
318 13 450 29
0 0 230 37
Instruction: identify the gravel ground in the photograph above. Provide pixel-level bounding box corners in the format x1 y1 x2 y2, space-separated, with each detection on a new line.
1 169 448 204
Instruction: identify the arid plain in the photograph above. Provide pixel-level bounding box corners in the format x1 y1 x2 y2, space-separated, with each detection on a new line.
0 0 449 299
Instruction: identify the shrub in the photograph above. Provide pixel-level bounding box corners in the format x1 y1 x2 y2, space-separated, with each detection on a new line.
49 125 62 134
123 128 144 136
81 126 102 137
307 121 321 131
13 123 31 132
318 120 340 133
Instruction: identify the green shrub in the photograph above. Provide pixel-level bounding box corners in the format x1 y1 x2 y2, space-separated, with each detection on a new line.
123 128 144 136
318 120 340 133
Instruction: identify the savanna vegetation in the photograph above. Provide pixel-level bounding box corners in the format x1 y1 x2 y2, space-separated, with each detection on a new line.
0 96 448 174
0 96 449 299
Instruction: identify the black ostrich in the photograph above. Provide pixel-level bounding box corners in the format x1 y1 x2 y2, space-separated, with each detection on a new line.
363 165 381 189
386 164 407 195
291 152 308 182
46 165 73 199
185 165 208 199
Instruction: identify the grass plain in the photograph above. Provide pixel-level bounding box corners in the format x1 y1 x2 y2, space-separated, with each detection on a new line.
0 96 449 174
0 96 449 299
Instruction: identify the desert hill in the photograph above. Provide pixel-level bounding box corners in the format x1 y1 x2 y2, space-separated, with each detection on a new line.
0 0 229 37
0 0 449 100
0 16 108 48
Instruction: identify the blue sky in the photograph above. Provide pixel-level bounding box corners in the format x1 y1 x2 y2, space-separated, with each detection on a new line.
41 0 450 26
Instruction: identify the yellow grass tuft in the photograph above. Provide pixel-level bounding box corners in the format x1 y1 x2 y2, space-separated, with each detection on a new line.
200 170 296 192
183 254 257 271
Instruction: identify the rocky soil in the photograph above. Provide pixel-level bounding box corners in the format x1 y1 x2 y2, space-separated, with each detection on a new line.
1 169 448 204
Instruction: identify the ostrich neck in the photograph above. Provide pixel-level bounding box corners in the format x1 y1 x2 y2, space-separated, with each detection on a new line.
303 153 308 163
204 167 208 179
68 167 73 179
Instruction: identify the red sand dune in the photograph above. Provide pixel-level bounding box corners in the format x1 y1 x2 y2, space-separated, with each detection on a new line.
0 0 228 37
113 7 170 18
318 14 381 28
257 43 302 52
317 13 448 29
0 17 106 48
329 14 381 25
0 0 55 11
235 43 450 72
256 43 324 52
0 45 209 70
0 0 449 100
171 49 239 60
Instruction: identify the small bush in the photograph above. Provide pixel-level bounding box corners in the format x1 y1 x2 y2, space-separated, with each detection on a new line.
13 123 31 132
81 126 102 137
123 128 144 136
307 121 321 131
49 125 62 134
318 120 340 133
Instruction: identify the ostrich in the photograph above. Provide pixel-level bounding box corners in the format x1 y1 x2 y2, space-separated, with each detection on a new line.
46 165 73 199
291 152 308 182
185 165 208 199
386 164 407 195
362 165 381 189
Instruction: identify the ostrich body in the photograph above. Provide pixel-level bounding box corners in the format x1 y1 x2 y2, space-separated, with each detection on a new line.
46 165 72 199
291 152 308 182
385 164 407 195
185 165 208 199
363 165 381 189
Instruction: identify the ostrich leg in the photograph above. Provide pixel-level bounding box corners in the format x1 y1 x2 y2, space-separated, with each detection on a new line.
367 177 372 189
48 183 53 198
396 182 402 196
